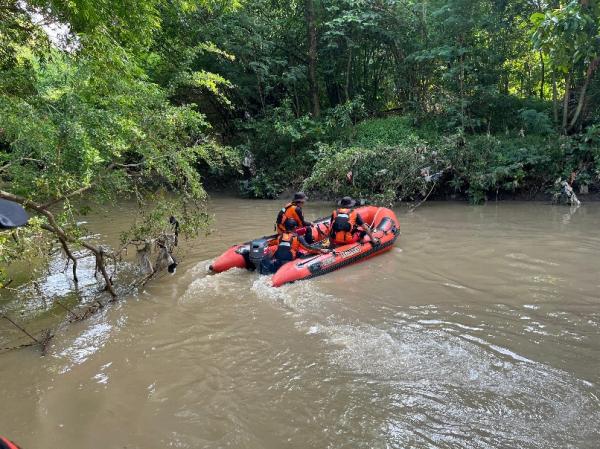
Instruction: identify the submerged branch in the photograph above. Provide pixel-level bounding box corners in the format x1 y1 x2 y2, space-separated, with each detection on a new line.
0 189 117 297
2 314 39 344
409 182 437 212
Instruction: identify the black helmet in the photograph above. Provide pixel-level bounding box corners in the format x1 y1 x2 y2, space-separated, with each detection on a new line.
284 218 298 231
339 196 356 207
293 192 308 202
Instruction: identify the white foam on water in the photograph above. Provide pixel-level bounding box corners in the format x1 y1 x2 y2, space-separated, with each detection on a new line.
311 318 600 447
460 334 534 364
189 259 215 275
306 325 320 335
443 282 467 289
418 319 483 331
250 275 336 314
506 253 560 266
179 267 248 303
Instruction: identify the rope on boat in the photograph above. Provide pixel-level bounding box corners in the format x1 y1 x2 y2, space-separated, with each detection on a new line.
304 228 400 281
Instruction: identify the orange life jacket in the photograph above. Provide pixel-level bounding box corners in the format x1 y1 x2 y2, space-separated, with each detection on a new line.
0 436 20 449
330 208 358 244
274 232 300 259
276 203 302 233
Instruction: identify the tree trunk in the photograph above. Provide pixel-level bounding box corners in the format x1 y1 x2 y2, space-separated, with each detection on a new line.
459 51 465 129
539 51 545 100
256 73 265 112
344 45 352 102
568 58 600 131
552 71 558 124
562 71 571 133
304 0 320 117
525 62 533 97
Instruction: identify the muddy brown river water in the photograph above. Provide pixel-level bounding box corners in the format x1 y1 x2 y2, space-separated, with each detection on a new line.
1 198 599 449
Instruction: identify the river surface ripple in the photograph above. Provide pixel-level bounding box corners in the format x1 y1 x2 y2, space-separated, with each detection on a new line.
1 199 599 449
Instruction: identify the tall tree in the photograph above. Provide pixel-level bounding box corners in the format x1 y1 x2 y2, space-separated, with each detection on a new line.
533 0 600 131
305 0 320 117
0 0 240 292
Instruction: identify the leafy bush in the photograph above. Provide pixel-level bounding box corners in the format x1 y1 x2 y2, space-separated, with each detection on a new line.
304 138 447 205
466 92 554 134
353 116 421 147
446 134 563 202
303 114 593 205
236 98 368 197
518 109 554 135
240 171 282 199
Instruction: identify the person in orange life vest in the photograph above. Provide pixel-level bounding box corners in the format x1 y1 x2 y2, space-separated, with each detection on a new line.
329 196 380 247
0 436 22 449
262 218 329 274
275 192 311 234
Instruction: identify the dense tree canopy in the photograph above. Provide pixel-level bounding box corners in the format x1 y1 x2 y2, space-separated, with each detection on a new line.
0 0 241 291
1 0 600 293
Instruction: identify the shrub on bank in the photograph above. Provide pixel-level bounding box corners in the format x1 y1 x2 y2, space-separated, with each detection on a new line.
304 139 448 205
240 107 600 203
305 116 600 204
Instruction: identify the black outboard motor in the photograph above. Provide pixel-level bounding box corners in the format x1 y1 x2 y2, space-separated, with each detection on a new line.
249 238 270 270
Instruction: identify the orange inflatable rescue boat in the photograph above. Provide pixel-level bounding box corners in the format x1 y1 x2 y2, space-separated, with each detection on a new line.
209 206 400 287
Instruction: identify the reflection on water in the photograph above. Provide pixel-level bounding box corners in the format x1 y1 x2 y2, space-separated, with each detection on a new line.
1 199 599 449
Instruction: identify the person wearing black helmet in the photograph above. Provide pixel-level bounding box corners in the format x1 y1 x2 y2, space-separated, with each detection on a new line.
275 192 312 234
261 218 329 274
329 196 379 247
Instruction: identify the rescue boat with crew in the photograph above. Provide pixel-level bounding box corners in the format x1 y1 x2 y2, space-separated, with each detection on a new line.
209 218 331 273
209 206 400 287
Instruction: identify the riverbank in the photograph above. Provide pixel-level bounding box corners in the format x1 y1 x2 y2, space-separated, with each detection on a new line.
237 115 600 205
235 184 600 205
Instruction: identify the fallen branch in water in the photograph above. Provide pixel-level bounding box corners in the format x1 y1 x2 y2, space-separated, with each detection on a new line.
55 300 82 321
2 313 40 344
0 205 183 355
0 189 118 297
1 313 53 355
39 329 53 356
409 182 437 212
0 341 37 352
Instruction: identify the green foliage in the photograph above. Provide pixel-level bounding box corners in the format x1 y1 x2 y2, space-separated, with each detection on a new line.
237 98 366 197
119 194 210 247
136 0 600 203
240 171 282 199
0 49 220 205
518 109 554 135
532 1 600 74
239 101 323 185
446 134 562 203
353 116 424 147
304 119 447 205
0 217 47 288
0 0 241 287
304 114 599 205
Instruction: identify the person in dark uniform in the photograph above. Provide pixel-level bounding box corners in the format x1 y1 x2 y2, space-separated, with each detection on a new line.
261 218 329 274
